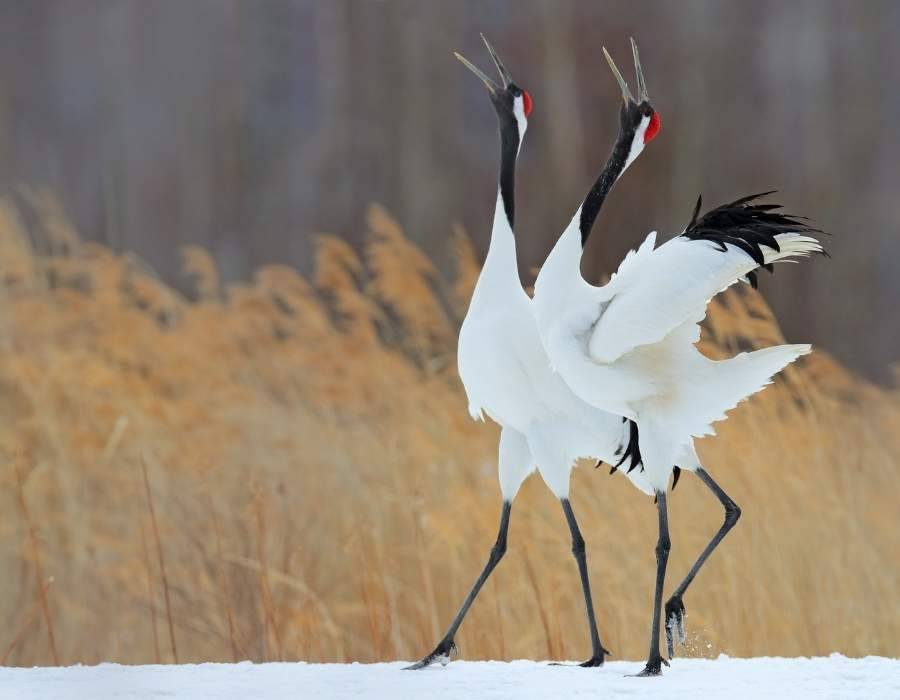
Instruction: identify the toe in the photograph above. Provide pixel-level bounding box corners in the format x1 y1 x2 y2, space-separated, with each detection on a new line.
404 640 457 670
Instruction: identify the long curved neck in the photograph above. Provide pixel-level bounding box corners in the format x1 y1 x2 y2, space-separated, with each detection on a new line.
578 137 631 247
578 107 645 247
535 110 643 304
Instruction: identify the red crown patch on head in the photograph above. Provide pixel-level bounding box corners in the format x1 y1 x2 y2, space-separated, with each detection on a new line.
522 90 533 118
644 112 661 143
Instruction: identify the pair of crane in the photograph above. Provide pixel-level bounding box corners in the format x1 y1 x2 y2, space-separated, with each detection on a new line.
406 36 823 677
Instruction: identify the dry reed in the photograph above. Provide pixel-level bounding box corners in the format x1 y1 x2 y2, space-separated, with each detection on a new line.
0 192 897 666
140 455 178 664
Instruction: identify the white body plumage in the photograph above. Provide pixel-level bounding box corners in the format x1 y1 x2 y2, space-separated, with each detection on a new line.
534 214 820 492
458 192 644 498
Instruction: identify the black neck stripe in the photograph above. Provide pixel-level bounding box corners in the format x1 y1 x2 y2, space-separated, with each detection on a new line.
498 122 520 228
579 135 632 248
579 104 643 248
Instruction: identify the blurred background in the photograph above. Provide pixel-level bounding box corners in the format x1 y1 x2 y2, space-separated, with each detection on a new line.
0 0 897 667
1 0 898 379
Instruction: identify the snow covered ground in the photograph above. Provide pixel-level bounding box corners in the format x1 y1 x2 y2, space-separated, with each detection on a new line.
1 655 897 699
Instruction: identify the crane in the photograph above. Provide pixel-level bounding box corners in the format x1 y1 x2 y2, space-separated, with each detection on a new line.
405 36 661 671
531 40 825 676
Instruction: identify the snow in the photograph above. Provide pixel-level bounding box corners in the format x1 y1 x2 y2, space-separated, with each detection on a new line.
1 656 898 700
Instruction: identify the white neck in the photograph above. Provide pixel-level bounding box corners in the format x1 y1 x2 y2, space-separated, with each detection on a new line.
485 191 516 266
534 208 583 311
470 191 521 308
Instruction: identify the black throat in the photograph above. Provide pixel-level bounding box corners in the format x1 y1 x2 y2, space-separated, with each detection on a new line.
498 120 520 228
578 107 639 248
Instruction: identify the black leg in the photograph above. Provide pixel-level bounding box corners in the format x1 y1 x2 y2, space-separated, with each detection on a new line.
404 501 512 670
634 491 671 677
664 467 741 657
559 498 610 667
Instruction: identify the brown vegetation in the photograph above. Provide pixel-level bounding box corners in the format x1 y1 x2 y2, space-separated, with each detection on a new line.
0 193 897 666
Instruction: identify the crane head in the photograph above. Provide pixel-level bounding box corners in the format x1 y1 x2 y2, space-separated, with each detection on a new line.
455 35 532 137
603 38 661 167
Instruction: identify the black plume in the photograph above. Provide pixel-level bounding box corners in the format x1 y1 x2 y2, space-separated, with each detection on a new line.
681 192 823 273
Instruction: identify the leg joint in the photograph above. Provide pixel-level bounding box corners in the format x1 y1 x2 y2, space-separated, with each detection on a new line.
725 501 742 526
490 538 507 561
571 533 586 557
656 534 671 559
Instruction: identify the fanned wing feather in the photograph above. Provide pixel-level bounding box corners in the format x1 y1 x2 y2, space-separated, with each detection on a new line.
588 195 823 364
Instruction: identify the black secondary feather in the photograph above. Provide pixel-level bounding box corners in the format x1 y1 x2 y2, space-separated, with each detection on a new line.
681 192 823 278
601 420 686 495
598 417 643 474
617 418 643 473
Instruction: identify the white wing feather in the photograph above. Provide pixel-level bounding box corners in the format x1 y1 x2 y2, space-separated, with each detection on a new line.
587 232 822 364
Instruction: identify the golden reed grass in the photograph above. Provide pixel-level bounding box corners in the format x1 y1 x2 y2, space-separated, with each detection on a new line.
0 192 897 666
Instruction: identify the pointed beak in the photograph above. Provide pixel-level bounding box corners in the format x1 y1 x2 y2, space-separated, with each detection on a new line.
455 35 516 94
602 46 634 104
630 37 649 102
480 34 514 88
454 51 498 94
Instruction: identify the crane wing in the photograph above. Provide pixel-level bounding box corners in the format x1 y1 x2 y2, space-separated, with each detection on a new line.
588 193 824 364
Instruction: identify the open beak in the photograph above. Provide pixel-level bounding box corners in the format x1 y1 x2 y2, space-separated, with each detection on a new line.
480 34 513 88
631 38 650 102
454 51 498 93
454 34 514 93
603 38 649 103
602 47 633 103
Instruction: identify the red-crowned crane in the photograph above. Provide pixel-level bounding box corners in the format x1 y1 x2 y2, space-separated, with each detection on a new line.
532 40 824 676
405 36 666 671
